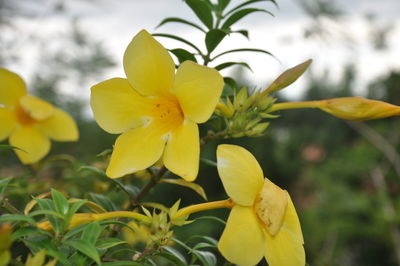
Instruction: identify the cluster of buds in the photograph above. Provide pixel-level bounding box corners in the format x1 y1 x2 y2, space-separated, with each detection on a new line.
141 208 173 249
215 60 313 138
215 87 276 137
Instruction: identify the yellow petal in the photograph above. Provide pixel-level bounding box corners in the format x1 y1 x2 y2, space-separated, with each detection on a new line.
163 119 199 181
218 205 265 266
0 107 16 141
90 78 147 134
254 179 288 236
19 95 54 121
216 144 264 206
9 126 50 164
123 30 175 96
106 122 167 178
264 192 305 266
0 68 27 108
174 61 224 123
39 108 79 141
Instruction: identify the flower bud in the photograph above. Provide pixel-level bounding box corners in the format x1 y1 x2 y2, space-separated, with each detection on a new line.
320 97 400 121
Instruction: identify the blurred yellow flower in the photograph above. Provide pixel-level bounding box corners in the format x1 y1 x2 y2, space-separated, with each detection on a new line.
0 68 79 164
91 30 223 181
216 144 305 266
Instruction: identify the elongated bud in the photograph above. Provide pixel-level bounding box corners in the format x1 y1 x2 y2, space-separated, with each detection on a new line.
320 97 400 121
264 59 312 94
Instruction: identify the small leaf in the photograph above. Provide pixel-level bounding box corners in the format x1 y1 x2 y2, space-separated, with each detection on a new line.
81 222 101 244
222 8 273 29
12 227 48 241
0 214 35 224
232 29 249 38
212 48 273 61
0 144 25 153
96 238 127 249
223 77 238 94
159 246 187 266
28 210 65 219
89 193 117 212
0 177 13 198
214 61 252 72
102 262 143 266
152 33 203 54
217 0 231 12
161 178 207 200
192 250 217 266
157 17 206 32
195 215 226 225
266 59 313 93
170 48 197 64
205 29 227 53
185 0 214 29
65 239 100 265
78 166 106 177
225 0 277 17
51 189 69 216
200 158 217 167
35 198 59 233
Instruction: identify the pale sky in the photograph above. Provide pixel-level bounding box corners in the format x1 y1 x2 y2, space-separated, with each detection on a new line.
4 0 400 101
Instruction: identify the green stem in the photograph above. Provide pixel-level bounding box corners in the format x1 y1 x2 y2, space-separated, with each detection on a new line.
268 100 324 113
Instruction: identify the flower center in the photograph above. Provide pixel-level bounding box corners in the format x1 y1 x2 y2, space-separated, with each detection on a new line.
15 105 37 126
149 95 184 134
254 179 288 236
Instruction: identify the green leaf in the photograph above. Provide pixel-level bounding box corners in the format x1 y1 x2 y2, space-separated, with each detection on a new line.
102 262 143 266
159 246 187 266
200 158 217 167
81 222 101 244
223 77 238 93
65 200 87 227
212 48 273 61
0 214 35 224
35 198 59 233
96 237 127 249
12 227 48 241
214 61 252 72
195 215 226 225
190 235 219 247
193 242 217 250
0 144 25 153
152 33 203 55
78 166 106 177
225 0 277 17
222 8 273 29
0 177 13 198
267 59 313 93
217 0 231 12
170 48 197 64
51 189 69 215
205 29 227 53
185 0 214 29
89 193 117 212
157 17 206 32
65 239 101 265
161 178 207 200
28 209 65 219
232 29 249 38
192 250 217 266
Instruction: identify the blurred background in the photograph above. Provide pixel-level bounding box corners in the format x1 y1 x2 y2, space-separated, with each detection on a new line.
1 0 400 265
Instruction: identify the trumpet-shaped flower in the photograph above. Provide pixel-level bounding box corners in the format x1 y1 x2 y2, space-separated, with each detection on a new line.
216 144 305 266
0 68 79 164
90 30 223 181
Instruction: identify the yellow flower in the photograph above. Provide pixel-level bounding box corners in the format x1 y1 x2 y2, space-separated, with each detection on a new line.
90 30 223 181
216 144 305 266
0 68 79 164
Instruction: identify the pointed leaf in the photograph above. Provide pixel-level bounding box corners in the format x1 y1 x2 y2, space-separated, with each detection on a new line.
212 48 273 61
232 29 249 39
89 193 117 212
222 8 273 29
0 214 35 224
205 29 227 53
170 48 197 64
214 61 252 72
152 33 203 54
157 17 206 32
51 189 69 216
161 178 207 200
218 0 231 11
225 0 277 17
159 246 187 266
96 238 127 249
185 0 214 29
81 222 101 244
65 239 100 265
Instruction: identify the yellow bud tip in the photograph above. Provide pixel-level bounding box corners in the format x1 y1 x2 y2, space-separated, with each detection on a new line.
321 97 400 121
